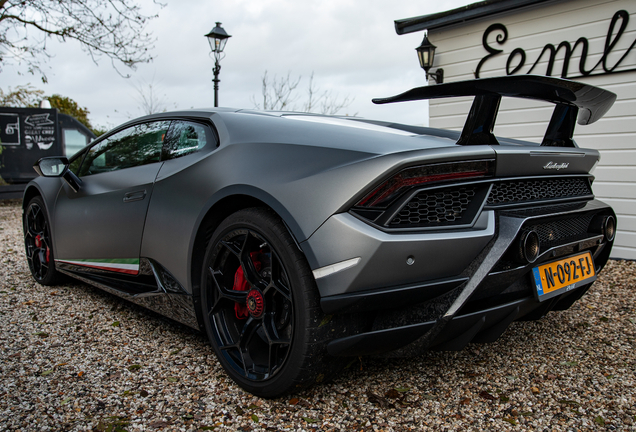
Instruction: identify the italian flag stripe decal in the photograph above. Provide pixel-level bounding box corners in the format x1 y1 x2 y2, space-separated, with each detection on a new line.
55 258 140 275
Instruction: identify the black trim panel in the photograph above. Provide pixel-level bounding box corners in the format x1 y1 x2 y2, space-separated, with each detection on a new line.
320 276 468 315
328 295 539 357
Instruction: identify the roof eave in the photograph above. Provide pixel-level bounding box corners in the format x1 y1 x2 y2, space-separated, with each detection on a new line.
395 0 556 35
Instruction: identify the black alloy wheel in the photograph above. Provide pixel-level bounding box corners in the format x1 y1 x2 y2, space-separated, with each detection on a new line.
207 226 293 380
24 196 61 286
201 208 338 397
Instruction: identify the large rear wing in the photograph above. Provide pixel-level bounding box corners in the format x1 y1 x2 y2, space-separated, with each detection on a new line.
372 75 616 147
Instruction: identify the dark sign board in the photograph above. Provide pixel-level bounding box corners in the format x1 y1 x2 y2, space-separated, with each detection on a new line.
1 107 96 188
1 107 62 184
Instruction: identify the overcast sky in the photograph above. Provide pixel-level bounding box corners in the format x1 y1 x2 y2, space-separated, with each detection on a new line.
2 0 474 130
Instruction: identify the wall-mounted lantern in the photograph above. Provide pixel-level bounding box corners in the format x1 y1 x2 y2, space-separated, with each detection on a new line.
416 32 444 84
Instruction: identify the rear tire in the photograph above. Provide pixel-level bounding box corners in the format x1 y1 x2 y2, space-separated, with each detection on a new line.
24 196 62 286
200 208 344 397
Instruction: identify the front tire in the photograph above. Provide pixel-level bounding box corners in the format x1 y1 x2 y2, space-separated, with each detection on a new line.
24 196 62 286
200 208 340 397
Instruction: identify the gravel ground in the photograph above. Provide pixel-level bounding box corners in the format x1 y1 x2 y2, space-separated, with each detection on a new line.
1 198 635 431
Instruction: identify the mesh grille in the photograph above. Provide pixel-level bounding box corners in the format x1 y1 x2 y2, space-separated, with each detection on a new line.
389 186 477 227
528 215 594 248
487 178 591 206
493 214 597 272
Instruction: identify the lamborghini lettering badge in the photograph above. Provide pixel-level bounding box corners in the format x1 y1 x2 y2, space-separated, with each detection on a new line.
543 161 570 170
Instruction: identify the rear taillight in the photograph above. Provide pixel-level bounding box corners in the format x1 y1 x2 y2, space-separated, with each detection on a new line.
357 160 495 208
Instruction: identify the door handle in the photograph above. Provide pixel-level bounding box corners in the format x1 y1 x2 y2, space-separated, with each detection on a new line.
123 190 146 203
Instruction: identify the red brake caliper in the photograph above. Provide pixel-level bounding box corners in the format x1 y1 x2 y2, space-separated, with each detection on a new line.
35 235 50 263
233 252 262 319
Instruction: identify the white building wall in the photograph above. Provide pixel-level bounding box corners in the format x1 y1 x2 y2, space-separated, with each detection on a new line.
428 0 636 260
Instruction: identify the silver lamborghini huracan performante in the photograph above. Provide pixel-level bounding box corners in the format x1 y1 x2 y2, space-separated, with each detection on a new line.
24 76 617 397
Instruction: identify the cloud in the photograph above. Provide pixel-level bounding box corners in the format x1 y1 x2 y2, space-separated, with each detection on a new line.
1 0 473 129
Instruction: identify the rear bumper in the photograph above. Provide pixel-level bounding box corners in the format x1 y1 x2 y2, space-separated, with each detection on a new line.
327 285 590 357
318 199 615 356
301 211 494 298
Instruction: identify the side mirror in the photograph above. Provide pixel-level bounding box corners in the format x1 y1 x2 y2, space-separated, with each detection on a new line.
33 156 69 177
33 156 82 192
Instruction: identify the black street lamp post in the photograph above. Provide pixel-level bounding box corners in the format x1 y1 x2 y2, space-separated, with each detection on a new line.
416 32 443 84
205 22 232 107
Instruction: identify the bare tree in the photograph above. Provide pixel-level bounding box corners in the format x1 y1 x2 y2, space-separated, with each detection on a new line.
252 71 301 111
252 71 354 115
133 77 169 115
303 72 355 115
0 0 164 81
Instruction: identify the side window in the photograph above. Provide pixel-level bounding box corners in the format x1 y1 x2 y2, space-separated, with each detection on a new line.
163 121 215 159
78 121 170 177
63 128 89 157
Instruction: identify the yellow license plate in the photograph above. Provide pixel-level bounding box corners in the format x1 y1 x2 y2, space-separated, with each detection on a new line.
532 251 596 301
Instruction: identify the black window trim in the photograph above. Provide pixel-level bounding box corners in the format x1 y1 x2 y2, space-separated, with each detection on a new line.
70 116 220 175
160 119 219 161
